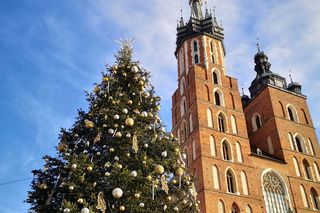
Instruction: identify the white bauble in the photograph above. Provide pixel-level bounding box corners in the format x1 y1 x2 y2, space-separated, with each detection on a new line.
63 209 70 213
81 208 90 213
126 133 131 138
182 153 187 160
122 108 128 114
112 188 123 199
114 114 120 120
131 65 139 73
174 207 179 211
161 151 168 158
139 203 145 207
131 171 138 177
144 144 149 148
105 172 110 177
71 164 77 169
114 156 120 161
108 129 115 134
141 111 148 117
144 92 150 97
160 127 166 132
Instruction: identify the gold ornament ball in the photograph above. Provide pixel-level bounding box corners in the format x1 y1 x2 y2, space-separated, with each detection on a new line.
174 148 180 155
155 165 165 174
103 77 109 82
79 176 85 182
77 198 84 204
115 132 122 138
113 65 118 70
156 105 161 110
172 179 177 184
112 100 116 105
128 100 133 105
119 206 125 211
94 86 100 93
142 161 147 165
146 175 152 181
138 80 144 86
125 118 134 126
84 119 94 128
176 168 184 176
87 166 93 172
69 186 74 191
134 193 141 199
167 196 172 202
93 182 97 187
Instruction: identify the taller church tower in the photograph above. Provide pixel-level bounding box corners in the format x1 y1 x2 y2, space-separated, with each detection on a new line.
171 1 320 213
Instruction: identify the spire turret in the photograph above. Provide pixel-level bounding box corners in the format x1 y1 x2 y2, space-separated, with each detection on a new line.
189 0 203 20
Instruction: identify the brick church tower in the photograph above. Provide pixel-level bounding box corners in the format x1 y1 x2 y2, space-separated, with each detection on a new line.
171 1 320 212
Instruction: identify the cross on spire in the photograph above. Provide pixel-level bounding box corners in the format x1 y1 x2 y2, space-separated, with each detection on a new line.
256 37 261 52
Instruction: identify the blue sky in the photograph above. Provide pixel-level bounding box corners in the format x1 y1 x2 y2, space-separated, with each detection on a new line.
0 0 319 212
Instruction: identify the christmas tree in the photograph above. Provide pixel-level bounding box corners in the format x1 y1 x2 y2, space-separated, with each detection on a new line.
26 40 200 213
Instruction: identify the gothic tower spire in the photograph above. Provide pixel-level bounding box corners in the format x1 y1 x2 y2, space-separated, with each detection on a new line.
189 0 203 20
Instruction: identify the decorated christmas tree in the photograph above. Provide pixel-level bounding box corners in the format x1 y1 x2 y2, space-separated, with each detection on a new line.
26 40 200 213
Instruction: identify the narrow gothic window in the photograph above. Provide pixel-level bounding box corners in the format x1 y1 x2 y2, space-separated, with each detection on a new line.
300 185 309 207
288 133 295 150
222 141 232 161
231 202 240 213
287 105 298 122
256 116 261 129
262 171 289 212
288 107 294 121
311 188 320 210
218 114 226 132
212 165 220 189
218 200 225 213
231 115 238 134
230 93 235 109
279 101 285 117
308 139 315 156
314 162 320 181
205 85 210 101
241 171 249 195
192 140 196 160
252 113 262 131
180 97 187 117
246 205 252 213
210 41 214 52
213 72 218 84
236 142 243 163
189 114 193 132
303 159 313 180
210 135 216 156
293 157 301 177
215 91 221 106
193 41 198 52
226 169 237 193
295 137 304 153
207 108 213 128
194 54 199 64
301 109 309 124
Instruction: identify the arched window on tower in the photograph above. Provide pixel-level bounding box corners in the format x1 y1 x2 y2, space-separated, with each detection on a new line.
241 171 249 195
314 162 320 181
207 108 213 128
222 140 232 161
226 169 237 194
231 202 240 213
279 101 286 117
301 108 309 124
287 104 299 122
212 165 220 190
210 135 216 156
293 157 301 177
267 136 274 154
246 205 252 213
192 139 197 160
236 142 243 163
180 97 187 117
230 93 235 109
189 113 193 133
214 89 224 106
194 54 199 64
181 121 188 143
231 115 238 134
300 185 309 208
252 113 262 131
193 40 198 52
218 112 227 133
288 133 295 150
218 200 225 213
205 85 210 101
311 187 320 210
308 138 315 156
303 159 313 180
179 77 186 96
294 134 307 154
262 171 290 212
212 69 221 85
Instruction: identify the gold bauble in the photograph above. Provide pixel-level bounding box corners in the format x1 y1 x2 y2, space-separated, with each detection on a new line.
125 118 134 126
146 175 152 181
128 100 133 105
93 182 97 187
138 80 144 86
38 183 47 189
103 77 109 82
134 193 141 198
176 168 184 176
156 105 161 110
58 143 68 153
84 119 94 128
115 132 122 138
112 100 116 105
155 165 165 174
172 179 177 184
69 186 74 191
167 196 172 202
77 198 84 204
87 166 93 172
119 206 125 211
94 86 100 93
174 148 180 155
79 176 85 182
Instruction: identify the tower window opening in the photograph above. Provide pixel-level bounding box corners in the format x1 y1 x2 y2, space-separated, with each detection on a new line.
287 105 298 122
193 41 198 52
311 188 320 210
226 169 237 193
218 114 226 132
210 41 214 52
194 54 199 64
295 137 305 153
214 91 222 106
252 113 262 131
222 141 232 161
213 72 218 84
231 202 240 213
303 159 313 180
288 108 294 121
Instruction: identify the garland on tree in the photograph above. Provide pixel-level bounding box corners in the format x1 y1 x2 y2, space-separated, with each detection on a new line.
26 40 200 213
